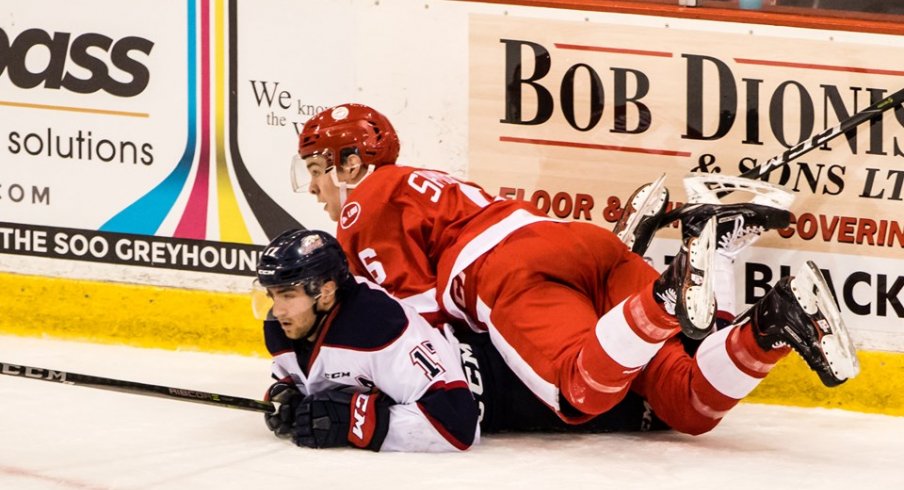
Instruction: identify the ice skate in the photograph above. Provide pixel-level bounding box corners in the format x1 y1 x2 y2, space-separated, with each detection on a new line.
613 174 669 255
677 174 794 260
735 261 860 387
653 217 717 340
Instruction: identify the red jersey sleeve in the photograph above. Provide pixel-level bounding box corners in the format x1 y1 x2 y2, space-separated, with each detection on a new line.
338 167 450 323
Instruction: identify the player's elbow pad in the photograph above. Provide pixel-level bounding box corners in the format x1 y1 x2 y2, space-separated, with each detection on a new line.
418 385 480 450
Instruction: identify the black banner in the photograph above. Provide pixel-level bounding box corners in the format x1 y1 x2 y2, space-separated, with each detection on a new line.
0 221 261 276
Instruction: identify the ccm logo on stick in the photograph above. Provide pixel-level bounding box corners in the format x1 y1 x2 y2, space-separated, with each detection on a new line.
0 363 66 381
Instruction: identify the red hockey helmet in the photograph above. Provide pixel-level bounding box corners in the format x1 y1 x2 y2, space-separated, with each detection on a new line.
298 103 400 168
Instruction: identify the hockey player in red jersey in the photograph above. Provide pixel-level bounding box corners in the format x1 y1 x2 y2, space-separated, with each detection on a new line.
288 103 859 435
254 229 479 451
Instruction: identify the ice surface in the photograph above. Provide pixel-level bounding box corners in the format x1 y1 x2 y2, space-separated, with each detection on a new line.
1 335 901 489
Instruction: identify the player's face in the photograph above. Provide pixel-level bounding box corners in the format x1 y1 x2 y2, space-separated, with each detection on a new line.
305 156 342 222
267 285 318 340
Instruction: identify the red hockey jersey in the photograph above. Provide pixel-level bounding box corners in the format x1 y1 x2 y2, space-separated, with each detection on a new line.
335 165 555 330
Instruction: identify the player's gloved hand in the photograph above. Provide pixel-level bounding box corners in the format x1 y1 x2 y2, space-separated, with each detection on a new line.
263 381 302 438
293 390 392 450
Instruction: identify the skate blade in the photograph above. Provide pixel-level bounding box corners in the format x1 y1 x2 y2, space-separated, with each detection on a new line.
681 217 717 339
615 174 668 249
683 173 796 209
792 261 861 383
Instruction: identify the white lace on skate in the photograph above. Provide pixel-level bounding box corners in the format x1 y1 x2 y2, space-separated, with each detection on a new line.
680 217 717 337
656 288 678 316
684 174 794 259
717 215 767 260
790 261 860 382
683 173 795 209
615 173 668 250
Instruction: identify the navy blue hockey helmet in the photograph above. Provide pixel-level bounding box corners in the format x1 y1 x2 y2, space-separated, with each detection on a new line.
256 229 350 291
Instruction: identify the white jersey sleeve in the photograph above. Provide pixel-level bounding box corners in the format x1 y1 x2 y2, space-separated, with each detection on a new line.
369 309 479 451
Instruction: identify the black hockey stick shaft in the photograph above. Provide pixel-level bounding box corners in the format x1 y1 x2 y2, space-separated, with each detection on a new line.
0 361 275 414
659 86 904 224
738 86 904 181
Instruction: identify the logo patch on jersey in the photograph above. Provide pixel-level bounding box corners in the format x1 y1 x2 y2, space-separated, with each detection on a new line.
451 272 467 311
340 201 362 229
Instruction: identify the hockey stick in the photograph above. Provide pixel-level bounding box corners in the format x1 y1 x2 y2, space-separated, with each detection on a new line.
0 361 275 413
659 86 904 224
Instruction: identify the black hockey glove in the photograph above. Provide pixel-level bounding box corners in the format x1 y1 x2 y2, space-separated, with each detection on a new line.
293 390 392 450
263 381 302 438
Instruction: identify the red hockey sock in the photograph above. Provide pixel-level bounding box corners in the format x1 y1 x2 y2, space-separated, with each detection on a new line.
627 282 681 342
560 286 681 417
727 321 790 378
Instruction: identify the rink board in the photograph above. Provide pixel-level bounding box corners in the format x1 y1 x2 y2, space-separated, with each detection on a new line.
2 270 902 417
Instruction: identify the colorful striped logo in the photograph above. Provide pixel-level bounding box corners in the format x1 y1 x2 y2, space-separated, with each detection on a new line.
101 0 301 242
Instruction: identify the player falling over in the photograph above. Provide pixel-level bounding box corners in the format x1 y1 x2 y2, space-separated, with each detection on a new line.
259 103 859 450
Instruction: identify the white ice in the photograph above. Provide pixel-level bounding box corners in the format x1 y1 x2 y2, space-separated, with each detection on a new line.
1 335 902 490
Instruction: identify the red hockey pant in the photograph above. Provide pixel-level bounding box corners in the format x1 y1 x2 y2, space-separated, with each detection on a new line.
467 221 784 434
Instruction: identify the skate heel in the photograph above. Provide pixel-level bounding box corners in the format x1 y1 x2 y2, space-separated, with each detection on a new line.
678 217 717 339
791 261 860 385
614 174 669 255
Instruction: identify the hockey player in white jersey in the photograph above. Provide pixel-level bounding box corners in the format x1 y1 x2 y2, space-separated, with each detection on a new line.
255 229 479 451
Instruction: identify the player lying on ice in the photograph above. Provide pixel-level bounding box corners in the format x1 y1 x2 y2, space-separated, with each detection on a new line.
254 229 480 452
258 103 860 451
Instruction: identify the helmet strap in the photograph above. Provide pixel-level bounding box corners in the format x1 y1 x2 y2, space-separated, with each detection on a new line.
330 164 375 207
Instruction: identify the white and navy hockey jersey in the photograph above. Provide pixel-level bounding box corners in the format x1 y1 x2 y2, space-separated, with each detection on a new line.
264 277 480 452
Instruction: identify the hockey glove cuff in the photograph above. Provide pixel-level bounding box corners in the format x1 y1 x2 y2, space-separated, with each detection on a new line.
293 390 392 451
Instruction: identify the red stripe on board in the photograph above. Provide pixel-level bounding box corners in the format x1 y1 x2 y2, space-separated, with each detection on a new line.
174 0 211 239
555 43 673 58
0 465 109 490
499 136 691 157
734 58 904 77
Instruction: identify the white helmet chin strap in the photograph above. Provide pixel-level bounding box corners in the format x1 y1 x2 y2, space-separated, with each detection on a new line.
329 164 375 207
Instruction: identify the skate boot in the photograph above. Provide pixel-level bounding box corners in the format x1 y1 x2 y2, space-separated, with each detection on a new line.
676 174 795 260
735 261 860 387
613 174 669 255
671 202 792 260
653 217 717 340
